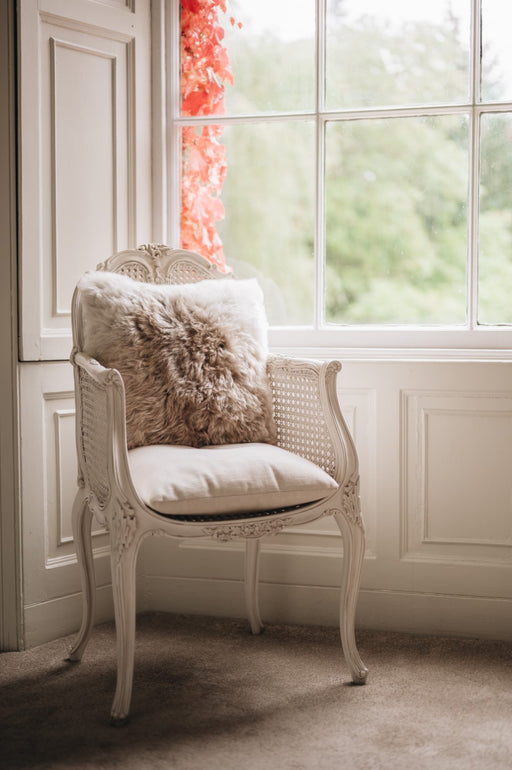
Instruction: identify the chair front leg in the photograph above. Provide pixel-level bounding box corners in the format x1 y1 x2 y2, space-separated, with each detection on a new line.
109 504 140 726
334 494 368 684
245 538 263 635
68 489 95 662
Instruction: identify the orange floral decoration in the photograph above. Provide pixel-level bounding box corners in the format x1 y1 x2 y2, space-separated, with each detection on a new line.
180 0 240 271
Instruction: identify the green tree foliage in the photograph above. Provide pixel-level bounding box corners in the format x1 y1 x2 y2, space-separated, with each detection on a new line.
325 115 468 323
218 119 315 325
478 114 512 324
326 16 469 109
213 7 511 326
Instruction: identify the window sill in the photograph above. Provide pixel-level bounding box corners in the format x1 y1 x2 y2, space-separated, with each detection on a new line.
268 327 512 362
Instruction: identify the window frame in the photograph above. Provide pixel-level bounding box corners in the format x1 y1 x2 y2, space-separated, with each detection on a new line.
155 0 512 359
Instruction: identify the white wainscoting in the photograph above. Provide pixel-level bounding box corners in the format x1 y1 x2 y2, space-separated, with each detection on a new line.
137 358 512 642
18 0 151 362
20 357 512 646
402 389 512 560
20 361 113 647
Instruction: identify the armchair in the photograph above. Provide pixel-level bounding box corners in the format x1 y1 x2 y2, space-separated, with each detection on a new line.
68 244 368 724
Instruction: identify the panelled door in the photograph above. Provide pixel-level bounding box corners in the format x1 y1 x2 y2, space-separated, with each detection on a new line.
18 0 152 645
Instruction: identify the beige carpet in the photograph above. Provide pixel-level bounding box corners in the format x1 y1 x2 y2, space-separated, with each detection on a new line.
1 612 511 769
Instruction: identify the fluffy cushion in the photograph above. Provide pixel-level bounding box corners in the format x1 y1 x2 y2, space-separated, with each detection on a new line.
128 443 338 516
77 271 276 449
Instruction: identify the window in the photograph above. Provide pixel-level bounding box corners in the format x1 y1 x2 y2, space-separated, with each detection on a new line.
165 0 512 350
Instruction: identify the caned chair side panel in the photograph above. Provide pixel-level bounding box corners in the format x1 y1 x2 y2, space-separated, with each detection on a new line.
77 366 112 509
267 358 339 478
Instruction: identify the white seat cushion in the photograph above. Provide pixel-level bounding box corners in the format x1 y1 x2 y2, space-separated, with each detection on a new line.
128 443 338 517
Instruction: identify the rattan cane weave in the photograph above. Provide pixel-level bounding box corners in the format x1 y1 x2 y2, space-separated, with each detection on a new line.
114 262 151 283
166 261 219 284
79 368 111 508
268 358 337 479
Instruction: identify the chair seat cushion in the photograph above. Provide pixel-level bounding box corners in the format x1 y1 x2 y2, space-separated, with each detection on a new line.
128 443 338 517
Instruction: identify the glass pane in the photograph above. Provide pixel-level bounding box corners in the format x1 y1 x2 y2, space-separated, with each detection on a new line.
181 125 231 272
478 113 512 325
217 121 315 325
325 116 469 324
326 0 470 110
180 0 315 117
481 1 512 102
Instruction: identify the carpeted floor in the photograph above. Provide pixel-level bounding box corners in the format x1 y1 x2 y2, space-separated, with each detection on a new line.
1 612 511 769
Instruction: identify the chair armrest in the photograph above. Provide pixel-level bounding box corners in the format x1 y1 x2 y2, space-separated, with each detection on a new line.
72 350 122 386
266 354 358 487
71 348 131 519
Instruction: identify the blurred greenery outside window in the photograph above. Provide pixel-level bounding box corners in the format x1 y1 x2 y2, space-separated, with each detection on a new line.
175 1 512 334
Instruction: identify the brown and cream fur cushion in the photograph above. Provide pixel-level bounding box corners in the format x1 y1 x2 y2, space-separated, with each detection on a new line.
77 271 277 449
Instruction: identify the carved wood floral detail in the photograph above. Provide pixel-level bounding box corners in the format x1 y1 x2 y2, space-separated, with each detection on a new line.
340 478 363 530
137 243 167 283
107 501 137 564
203 518 288 542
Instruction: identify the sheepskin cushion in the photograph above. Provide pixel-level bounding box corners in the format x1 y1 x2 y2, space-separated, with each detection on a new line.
77 271 276 449
128 443 339 516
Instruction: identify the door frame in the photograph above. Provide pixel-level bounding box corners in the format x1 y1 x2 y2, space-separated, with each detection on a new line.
0 0 22 651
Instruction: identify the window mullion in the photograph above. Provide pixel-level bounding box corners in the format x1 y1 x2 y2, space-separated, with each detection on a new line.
315 119 326 331
314 0 326 330
167 0 182 248
173 112 316 126
151 0 167 243
468 0 482 329
471 0 482 104
468 110 481 330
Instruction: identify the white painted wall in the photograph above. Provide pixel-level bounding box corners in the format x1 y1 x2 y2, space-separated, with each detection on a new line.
136 358 512 641
18 353 512 646
15 0 512 649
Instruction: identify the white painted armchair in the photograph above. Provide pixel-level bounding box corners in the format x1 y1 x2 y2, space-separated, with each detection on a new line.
68 244 368 724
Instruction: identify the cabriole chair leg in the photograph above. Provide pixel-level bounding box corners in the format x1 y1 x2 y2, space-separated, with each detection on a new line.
109 537 139 726
68 490 95 662
245 538 263 635
335 510 368 684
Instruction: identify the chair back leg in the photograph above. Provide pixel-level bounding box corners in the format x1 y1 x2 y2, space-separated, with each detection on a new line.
67 491 96 662
245 539 263 635
335 510 368 684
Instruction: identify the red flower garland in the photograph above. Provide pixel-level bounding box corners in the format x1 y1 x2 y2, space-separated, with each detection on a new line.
180 0 240 271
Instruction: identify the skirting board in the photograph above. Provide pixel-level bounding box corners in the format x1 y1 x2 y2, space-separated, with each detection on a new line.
22 577 512 648
140 575 512 642
23 583 115 648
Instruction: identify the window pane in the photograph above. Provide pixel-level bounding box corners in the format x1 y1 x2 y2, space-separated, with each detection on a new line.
325 116 468 324
481 1 512 102
216 121 315 325
326 0 470 110
478 113 512 325
181 0 315 117
181 125 231 271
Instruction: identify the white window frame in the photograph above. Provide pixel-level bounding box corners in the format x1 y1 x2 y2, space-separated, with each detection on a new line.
153 0 512 360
